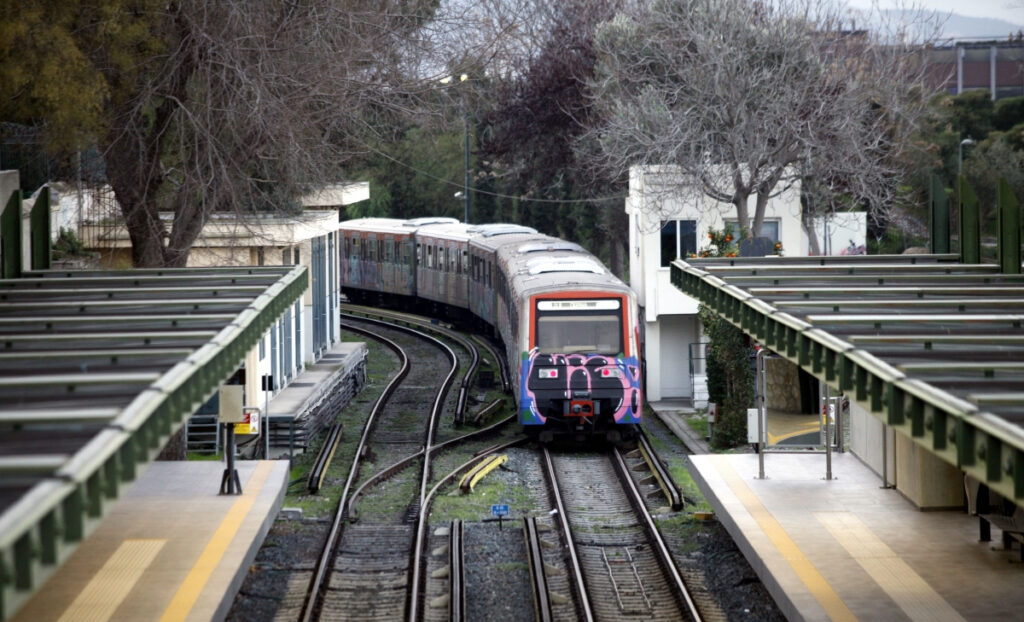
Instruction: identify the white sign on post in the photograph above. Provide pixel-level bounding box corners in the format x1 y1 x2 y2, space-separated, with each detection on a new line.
218 385 244 423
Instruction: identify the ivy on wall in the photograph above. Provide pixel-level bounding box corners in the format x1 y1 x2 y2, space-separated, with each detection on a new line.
694 228 755 448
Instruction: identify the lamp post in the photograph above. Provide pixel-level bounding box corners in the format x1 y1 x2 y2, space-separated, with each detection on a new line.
441 74 470 224
958 137 976 177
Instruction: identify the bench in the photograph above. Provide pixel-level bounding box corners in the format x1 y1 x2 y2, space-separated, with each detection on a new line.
967 475 1024 562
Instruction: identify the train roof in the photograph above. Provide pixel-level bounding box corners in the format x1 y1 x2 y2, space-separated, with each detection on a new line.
404 216 461 227
517 240 585 254
468 223 537 237
339 217 413 235
469 228 547 253
502 239 632 297
414 221 474 242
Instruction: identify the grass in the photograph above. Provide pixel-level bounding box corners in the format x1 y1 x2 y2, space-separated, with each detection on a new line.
431 465 533 523
187 451 223 461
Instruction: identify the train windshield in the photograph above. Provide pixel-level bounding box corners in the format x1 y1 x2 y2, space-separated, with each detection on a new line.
535 299 623 355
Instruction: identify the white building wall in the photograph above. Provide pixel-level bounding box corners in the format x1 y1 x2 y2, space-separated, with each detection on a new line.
627 165 802 402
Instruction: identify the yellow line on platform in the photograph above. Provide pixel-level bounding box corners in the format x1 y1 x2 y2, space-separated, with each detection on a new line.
816 512 966 622
159 461 274 622
711 456 857 622
57 539 166 622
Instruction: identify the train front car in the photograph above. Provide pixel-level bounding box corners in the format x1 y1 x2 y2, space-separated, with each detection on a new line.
506 249 643 443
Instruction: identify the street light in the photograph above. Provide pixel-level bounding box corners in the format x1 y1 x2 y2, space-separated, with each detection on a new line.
441 74 470 224
958 138 976 177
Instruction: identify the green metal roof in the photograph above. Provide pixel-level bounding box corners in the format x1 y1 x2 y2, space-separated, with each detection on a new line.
0 265 307 620
672 253 1024 502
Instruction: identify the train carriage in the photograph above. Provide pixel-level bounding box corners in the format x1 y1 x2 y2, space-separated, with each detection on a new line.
337 216 643 443
414 222 473 312
340 218 416 303
466 225 540 332
500 244 642 442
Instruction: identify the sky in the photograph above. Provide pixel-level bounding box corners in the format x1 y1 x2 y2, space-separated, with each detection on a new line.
847 0 1024 28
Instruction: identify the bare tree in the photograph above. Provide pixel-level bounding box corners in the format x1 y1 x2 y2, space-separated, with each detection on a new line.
96 1 453 267
585 0 943 252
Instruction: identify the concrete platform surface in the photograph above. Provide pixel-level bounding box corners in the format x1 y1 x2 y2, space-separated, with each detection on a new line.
11 460 287 622
689 452 1024 622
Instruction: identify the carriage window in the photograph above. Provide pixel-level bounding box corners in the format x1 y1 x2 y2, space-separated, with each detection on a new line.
427 245 434 269
535 300 624 355
377 240 383 261
486 261 492 288
462 250 468 275
416 243 422 264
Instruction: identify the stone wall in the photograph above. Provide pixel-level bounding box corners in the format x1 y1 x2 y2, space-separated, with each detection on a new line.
765 358 802 412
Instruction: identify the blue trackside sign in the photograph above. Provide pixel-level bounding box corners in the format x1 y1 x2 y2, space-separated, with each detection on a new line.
491 504 509 517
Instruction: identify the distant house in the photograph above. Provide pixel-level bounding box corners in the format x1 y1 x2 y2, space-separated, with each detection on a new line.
627 166 865 404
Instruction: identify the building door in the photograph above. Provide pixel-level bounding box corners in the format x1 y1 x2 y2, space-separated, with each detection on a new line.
659 314 696 398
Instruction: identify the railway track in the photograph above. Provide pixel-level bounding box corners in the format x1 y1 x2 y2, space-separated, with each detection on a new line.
340 303 511 425
300 316 456 622
541 447 702 622
299 312 519 622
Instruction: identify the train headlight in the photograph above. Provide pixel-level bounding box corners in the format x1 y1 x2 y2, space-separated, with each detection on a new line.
600 368 622 378
538 368 559 379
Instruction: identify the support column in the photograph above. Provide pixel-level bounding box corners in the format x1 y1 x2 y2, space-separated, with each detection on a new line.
997 178 1021 274
30 186 50 270
1 179 22 279
959 176 981 264
929 175 950 254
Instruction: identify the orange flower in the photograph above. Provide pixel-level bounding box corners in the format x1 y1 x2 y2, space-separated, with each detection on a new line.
724 234 733 242
708 232 714 240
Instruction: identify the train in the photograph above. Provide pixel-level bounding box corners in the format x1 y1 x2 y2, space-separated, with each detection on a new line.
338 216 643 442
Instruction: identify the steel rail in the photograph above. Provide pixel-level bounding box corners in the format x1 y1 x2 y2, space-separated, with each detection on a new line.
541 446 595 622
406 330 459 622
299 321 409 622
611 447 702 622
306 421 343 494
637 431 685 510
471 334 511 394
523 516 554 622
471 398 505 427
449 519 465 622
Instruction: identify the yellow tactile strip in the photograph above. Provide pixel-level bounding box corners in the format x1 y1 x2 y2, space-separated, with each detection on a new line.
709 455 857 621
159 460 275 622
816 512 966 622
57 539 166 622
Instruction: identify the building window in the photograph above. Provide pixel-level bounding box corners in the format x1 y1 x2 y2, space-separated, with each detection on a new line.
725 220 780 242
660 220 697 267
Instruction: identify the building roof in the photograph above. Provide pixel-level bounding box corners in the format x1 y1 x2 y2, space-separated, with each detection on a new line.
0 265 307 618
671 253 1024 501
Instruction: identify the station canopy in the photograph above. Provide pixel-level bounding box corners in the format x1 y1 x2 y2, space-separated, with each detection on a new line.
672 253 1024 502
0 265 306 620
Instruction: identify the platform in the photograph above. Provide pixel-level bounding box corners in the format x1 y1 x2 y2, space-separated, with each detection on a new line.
9 460 287 622
688 452 1024 622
